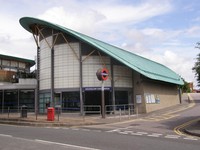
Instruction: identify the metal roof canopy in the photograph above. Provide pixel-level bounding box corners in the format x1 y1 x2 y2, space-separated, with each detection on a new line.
19 17 184 85
0 54 35 67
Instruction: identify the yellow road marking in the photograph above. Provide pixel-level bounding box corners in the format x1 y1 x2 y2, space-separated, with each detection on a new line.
174 118 200 137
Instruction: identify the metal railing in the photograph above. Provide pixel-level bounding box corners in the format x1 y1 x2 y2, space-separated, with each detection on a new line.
0 104 135 120
83 105 101 116
105 104 134 116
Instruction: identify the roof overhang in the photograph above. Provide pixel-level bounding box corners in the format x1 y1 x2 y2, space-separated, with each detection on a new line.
20 17 184 85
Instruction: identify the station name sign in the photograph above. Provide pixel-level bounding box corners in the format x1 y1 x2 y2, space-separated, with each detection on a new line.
84 87 111 91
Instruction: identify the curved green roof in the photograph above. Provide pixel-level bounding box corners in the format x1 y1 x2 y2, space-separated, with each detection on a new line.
19 17 183 85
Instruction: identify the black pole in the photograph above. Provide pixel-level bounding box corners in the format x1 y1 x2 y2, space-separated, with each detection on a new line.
101 81 105 118
51 46 55 107
79 42 83 115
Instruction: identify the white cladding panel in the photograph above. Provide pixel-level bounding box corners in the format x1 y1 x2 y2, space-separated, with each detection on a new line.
114 65 132 88
82 56 111 87
39 36 132 90
39 37 52 90
54 43 80 88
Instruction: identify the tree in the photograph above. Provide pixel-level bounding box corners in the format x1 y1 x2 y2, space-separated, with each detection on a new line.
180 78 191 93
192 42 200 87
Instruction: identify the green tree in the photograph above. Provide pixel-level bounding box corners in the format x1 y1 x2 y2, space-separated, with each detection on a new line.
180 78 191 93
192 42 200 87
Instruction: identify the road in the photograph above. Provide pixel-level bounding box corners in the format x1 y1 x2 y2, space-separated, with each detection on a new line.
0 93 199 150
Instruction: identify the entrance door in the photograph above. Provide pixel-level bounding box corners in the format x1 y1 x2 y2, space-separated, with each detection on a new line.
84 91 110 113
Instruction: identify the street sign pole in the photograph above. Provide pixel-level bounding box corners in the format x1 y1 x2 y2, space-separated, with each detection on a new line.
101 81 105 118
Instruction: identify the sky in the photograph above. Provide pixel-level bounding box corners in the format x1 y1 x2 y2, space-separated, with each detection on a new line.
0 0 200 88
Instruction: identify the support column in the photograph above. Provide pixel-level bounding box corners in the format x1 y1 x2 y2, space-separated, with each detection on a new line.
79 42 83 115
51 46 55 107
111 59 115 113
17 89 20 112
36 46 40 113
2 90 4 113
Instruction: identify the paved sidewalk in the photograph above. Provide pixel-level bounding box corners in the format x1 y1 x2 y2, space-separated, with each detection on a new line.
0 98 194 127
184 119 200 137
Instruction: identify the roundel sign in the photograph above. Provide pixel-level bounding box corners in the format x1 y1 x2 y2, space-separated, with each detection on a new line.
96 68 109 81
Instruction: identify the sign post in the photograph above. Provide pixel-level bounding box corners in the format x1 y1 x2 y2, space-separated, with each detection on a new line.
101 81 105 118
96 68 108 118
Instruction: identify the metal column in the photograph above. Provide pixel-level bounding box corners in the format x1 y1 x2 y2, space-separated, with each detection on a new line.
36 46 40 113
51 46 55 107
111 59 116 114
79 42 83 115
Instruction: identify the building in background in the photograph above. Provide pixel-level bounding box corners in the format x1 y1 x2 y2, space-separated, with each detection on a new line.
0 54 36 112
20 17 183 114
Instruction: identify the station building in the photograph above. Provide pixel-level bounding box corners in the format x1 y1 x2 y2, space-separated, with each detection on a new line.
19 17 183 114
0 54 36 112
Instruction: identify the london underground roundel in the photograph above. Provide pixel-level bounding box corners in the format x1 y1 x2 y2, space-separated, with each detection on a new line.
96 68 109 81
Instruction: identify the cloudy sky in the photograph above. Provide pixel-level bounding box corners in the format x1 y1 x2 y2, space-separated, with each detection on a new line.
0 0 200 87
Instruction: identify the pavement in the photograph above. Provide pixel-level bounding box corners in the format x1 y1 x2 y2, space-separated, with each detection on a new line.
183 119 200 137
0 93 200 137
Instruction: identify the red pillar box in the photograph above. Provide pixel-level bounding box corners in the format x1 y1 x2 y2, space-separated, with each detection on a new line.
47 107 55 121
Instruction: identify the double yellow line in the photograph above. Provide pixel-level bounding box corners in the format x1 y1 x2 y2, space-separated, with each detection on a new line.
174 93 200 136
174 118 200 136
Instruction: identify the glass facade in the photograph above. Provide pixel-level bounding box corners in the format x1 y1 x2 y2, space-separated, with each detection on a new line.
19 90 35 111
39 93 51 113
62 92 80 112
115 91 129 105
4 90 18 111
0 90 35 113
0 91 2 112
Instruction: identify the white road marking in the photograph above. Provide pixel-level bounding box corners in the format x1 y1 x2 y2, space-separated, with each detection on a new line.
147 134 161 137
106 129 119 133
0 134 12 137
123 131 134 134
35 139 100 150
106 126 132 133
82 129 90 131
93 130 102 132
131 132 143 136
119 131 128 135
136 132 148 135
183 137 198 141
165 135 180 139
147 133 163 137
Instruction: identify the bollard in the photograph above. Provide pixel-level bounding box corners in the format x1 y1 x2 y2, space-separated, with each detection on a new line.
119 108 121 121
188 96 190 103
82 111 85 122
8 107 10 118
57 107 60 121
36 109 38 120
128 107 130 119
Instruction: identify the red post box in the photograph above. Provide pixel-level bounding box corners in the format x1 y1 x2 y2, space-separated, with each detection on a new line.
47 107 55 121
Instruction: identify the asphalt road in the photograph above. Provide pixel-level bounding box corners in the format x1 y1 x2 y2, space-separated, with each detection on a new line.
81 93 200 135
0 93 200 150
0 124 199 150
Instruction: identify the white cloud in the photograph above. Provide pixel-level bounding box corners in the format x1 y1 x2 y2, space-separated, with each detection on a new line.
91 0 172 24
142 50 196 83
0 13 35 59
185 26 200 37
37 0 173 36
